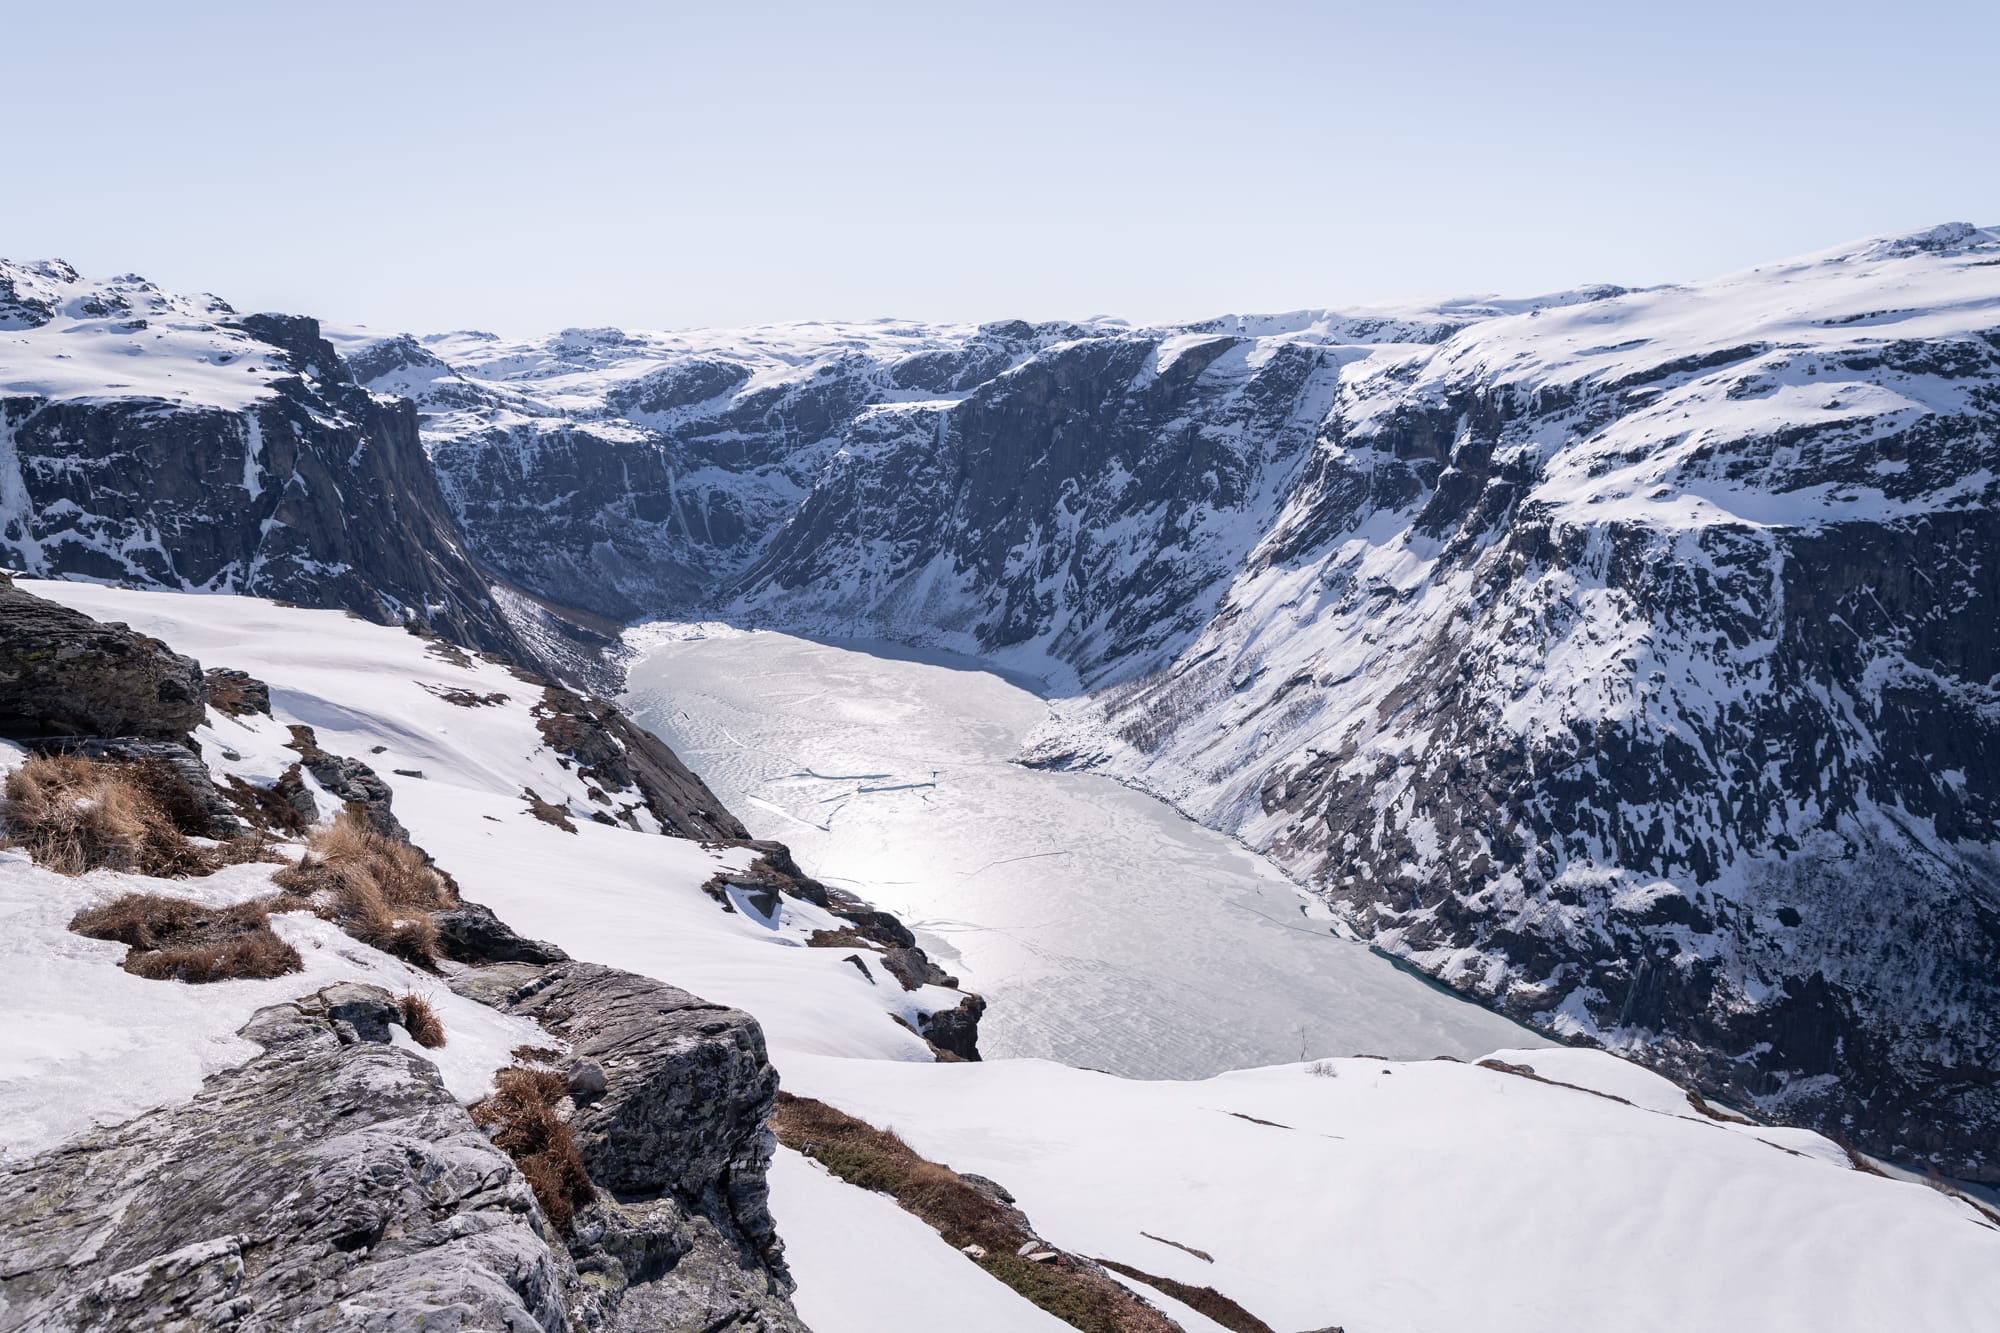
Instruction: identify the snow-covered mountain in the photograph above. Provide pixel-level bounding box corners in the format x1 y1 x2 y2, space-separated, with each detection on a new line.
0 262 529 660
4 224 1995 1180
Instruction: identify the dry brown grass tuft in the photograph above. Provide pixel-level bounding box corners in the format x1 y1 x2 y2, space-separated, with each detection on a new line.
272 807 452 966
471 1065 594 1232
222 768 313 837
512 1043 565 1066
2 754 222 877
1091 1257 1276 1333
70 891 303 983
399 992 446 1048
772 1093 1178 1333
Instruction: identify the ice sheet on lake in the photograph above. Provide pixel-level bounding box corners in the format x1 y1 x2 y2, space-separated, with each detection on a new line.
624 628 1547 1078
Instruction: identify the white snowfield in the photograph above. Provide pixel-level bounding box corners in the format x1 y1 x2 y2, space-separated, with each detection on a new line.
782 1049 2000 1333
3 582 1995 1333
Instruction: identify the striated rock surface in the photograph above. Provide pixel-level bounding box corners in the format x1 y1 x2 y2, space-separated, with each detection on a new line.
0 985 567 1333
533 687 747 840
465 962 807 1333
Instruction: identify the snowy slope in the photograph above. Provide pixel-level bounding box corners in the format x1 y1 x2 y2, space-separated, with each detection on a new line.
6 582 1996 1333
2 579 950 1164
783 1050 2000 1333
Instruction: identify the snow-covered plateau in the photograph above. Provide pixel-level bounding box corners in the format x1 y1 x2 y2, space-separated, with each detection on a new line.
3 581 1995 1333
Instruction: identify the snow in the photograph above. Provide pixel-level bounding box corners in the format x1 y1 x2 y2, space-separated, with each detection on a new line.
0 262 282 413
0 581 958 1160
781 1052 2000 1333
768 1147 1076 1333
0 842 548 1160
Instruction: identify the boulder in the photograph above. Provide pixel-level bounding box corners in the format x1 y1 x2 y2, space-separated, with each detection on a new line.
202 667 270 717
919 992 988 1062
285 723 406 842
0 579 205 740
432 899 571 966
492 964 779 1216
470 962 807 1332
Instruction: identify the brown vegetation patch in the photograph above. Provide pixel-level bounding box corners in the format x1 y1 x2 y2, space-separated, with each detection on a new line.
471 1065 594 1233
70 892 302 983
520 787 577 833
399 993 446 1048
807 925 874 950
425 683 511 708
1476 1058 1636 1108
272 807 452 966
1 754 272 877
1091 1257 1275 1333
222 767 314 837
773 1093 1177 1333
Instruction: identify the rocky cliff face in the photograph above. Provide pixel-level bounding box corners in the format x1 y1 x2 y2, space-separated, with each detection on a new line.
338 313 1465 685
1043 224 2000 1177
0 263 521 659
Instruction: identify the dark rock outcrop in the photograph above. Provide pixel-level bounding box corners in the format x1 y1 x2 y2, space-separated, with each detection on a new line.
434 900 571 966
532 688 746 840
718 840 983 1055
284 723 406 842
0 986 567 1332
919 993 988 1063
466 962 807 1333
202 667 270 717
0 577 205 740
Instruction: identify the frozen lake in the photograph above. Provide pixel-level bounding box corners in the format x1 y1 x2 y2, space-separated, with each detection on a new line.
624 627 1545 1077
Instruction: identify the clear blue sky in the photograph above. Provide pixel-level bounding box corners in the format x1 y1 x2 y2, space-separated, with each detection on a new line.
9 0 1996 335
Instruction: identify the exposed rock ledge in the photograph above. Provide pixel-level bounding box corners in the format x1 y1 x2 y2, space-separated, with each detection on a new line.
0 970 808 1333
0 985 566 1332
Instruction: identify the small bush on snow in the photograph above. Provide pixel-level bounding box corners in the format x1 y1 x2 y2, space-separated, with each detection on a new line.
398 992 446 1048
470 1065 594 1232
273 807 452 966
70 892 302 983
